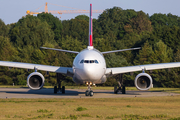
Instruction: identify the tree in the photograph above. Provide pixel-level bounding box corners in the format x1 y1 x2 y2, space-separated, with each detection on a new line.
62 18 89 45
61 36 86 59
150 13 180 50
153 40 173 63
9 15 55 48
174 48 180 62
75 15 89 22
0 19 9 37
134 41 155 65
94 7 137 41
0 36 18 61
131 11 153 34
93 38 112 52
37 13 63 41
0 36 19 85
105 53 129 68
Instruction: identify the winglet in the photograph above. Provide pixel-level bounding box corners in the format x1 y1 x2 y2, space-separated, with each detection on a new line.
89 4 93 46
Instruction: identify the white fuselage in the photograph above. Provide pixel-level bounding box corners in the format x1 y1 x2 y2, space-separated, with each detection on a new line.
73 46 107 84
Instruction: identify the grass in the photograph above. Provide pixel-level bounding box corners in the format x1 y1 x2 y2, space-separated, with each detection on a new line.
0 96 180 119
76 107 87 111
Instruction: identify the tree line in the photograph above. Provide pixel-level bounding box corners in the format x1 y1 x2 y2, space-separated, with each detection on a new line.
0 7 180 87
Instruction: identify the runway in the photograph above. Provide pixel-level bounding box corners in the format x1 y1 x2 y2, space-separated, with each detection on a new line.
0 87 179 99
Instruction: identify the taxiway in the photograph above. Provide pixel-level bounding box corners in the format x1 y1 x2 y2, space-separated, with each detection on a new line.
0 88 179 98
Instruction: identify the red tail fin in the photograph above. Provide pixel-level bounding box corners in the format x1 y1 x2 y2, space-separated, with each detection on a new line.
89 4 93 46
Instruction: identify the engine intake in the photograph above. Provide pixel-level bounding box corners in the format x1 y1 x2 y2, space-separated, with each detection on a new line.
27 72 45 90
134 73 153 91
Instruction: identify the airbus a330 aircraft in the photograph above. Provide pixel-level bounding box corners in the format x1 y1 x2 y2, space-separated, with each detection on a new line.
0 4 180 96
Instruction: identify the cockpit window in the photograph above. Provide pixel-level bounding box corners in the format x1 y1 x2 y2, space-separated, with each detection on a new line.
95 60 99 63
84 60 89 63
80 60 84 63
90 60 94 63
80 59 99 64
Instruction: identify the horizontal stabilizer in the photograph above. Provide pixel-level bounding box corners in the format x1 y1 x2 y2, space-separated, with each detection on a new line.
101 47 141 54
40 47 79 54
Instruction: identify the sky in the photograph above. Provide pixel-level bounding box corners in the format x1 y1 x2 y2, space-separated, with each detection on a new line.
1 0 180 25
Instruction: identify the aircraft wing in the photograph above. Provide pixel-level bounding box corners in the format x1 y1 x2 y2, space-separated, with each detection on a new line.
0 61 73 76
105 62 180 75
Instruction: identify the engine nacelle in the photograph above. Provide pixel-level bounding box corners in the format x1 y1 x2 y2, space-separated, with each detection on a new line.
134 73 153 91
27 72 45 90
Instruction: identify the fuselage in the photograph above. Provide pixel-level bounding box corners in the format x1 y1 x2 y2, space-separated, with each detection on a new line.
73 46 107 84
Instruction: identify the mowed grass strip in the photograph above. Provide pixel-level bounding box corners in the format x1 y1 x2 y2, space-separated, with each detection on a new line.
0 96 180 119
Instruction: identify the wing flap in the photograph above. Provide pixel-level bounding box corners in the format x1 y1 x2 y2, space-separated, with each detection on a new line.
0 61 73 75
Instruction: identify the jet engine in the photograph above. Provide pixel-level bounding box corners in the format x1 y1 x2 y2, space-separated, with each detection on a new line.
27 72 45 90
134 73 153 91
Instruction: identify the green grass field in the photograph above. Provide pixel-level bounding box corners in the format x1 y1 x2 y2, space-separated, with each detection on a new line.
0 85 180 120
0 96 180 120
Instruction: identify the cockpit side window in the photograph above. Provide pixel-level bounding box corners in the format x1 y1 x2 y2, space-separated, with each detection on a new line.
80 60 84 63
80 59 98 64
95 60 98 63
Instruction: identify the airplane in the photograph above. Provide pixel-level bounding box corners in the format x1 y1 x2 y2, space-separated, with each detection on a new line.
0 4 180 96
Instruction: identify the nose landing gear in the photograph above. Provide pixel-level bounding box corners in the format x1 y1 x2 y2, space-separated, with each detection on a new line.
85 82 93 96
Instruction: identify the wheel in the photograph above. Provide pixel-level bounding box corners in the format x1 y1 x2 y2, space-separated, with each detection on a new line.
62 86 65 94
90 90 93 96
114 86 117 94
122 86 126 94
85 90 89 96
54 86 57 94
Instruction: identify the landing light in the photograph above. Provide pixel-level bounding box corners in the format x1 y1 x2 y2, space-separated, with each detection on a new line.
86 82 93 85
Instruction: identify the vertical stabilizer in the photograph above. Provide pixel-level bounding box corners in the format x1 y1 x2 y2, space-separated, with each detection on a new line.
89 4 93 47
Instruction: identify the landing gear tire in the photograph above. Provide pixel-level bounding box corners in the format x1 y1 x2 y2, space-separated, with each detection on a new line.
54 86 57 94
85 90 89 96
114 86 118 94
62 86 65 94
90 90 93 96
122 86 126 94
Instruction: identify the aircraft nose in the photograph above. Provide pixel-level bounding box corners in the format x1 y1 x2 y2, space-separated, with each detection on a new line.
84 67 93 78
83 65 102 80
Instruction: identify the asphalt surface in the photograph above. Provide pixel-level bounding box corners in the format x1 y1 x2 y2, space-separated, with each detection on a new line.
0 87 179 99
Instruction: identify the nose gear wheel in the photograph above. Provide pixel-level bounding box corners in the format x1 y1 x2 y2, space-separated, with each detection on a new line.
85 82 93 96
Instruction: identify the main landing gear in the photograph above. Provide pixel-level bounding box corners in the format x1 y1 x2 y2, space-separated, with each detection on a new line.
85 82 93 96
114 74 126 94
54 73 65 94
